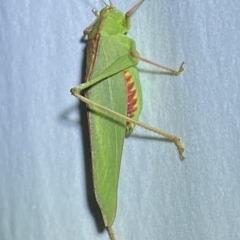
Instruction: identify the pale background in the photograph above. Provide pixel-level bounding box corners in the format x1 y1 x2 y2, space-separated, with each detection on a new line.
1 0 240 239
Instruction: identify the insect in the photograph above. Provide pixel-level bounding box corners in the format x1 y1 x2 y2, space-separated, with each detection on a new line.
70 0 185 239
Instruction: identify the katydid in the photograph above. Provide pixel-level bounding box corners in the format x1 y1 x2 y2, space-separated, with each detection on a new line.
71 0 185 239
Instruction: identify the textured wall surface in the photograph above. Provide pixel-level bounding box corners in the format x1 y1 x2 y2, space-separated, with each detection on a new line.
1 0 240 239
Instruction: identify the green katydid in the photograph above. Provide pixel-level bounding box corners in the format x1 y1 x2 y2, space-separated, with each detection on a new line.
71 0 185 239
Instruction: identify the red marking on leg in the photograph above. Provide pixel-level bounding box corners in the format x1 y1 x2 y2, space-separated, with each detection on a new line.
124 69 138 127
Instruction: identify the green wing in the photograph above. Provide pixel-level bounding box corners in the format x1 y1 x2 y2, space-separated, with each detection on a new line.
86 33 137 226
